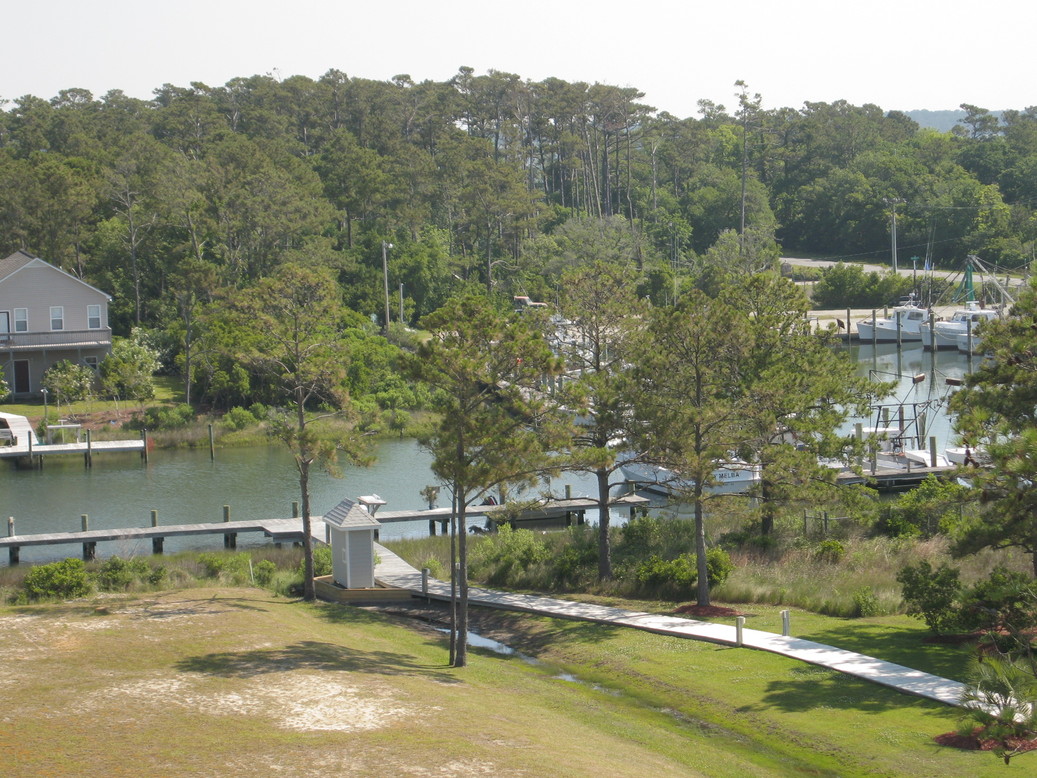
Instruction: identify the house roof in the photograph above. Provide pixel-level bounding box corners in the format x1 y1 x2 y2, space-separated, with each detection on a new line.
0 250 112 300
323 497 380 530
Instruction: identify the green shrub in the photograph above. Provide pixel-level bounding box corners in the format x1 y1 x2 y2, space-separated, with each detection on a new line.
96 556 158 591
222 406 257 431
197 552 252 583
23 558 90 600
132 403 195 431
252 559 277 586
814 539 846 564
852 586 881 617
298 546 333 579
896 560 963 634
960 565 1037 640
633 548 734 599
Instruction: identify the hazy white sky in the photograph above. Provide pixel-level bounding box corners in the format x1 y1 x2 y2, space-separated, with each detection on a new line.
3 0 1031 117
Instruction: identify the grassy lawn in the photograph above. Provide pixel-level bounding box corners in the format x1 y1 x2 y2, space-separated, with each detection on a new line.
0 586 1025 776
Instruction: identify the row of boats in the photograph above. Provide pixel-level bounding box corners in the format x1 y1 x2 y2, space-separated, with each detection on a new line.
857 298 994 353
855 255 1015 354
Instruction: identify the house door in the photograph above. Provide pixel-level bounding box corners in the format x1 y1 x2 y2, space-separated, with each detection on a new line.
0 311 9 333
13 360 29 394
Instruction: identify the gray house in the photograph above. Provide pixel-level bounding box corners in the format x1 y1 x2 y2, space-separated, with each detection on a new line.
0 250 112 397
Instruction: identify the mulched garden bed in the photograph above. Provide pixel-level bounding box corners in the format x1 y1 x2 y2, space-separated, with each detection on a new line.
935 728 1037 757
674 604 746 618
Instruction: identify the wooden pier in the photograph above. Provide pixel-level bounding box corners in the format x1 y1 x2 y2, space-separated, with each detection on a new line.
373 493 649 536
0 494 650 564
834 462 958 491
0 411 146 467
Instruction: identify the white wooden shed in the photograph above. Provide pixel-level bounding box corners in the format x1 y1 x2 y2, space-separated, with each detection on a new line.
324 497 382 589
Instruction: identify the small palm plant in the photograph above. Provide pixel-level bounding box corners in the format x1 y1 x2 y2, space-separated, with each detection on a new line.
959 655 1037 765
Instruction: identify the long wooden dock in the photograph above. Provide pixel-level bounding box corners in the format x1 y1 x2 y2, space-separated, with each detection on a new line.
0 494 650 564
0 516 323 564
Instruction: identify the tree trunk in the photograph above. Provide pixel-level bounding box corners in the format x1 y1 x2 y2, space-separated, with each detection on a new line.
760 472 775 536
694 491 710 607
596 468 612 580
455 500 469 667
300 459 315 601
298 400 315 602
449 487 458 664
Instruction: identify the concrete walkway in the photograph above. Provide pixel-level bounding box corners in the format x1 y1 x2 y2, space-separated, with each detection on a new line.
374 544 966 708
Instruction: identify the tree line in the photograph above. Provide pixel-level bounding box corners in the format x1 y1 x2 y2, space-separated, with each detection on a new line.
1 71 1035 342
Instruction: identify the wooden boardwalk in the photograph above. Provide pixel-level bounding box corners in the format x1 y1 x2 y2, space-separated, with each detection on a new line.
373 545 967 708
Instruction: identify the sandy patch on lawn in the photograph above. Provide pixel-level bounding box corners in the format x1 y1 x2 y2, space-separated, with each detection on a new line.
86 671 415 732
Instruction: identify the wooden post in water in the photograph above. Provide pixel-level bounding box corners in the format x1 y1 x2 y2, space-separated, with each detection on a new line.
896 310 902 349
141 429 149 463
223 505 236 549
81 514 95 560
85 429 92 468
151 509 163 554
871 310 877 346
208 424 215 461
845 308 851 342
6 517 15 564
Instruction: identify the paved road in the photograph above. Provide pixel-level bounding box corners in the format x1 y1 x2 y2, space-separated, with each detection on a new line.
782 256 1024 287
374 545 966 708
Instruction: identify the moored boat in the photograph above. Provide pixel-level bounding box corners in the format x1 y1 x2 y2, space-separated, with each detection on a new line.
857 300 931 343
619 456 760 496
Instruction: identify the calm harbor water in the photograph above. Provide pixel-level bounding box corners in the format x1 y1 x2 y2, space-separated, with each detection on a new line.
0 344 977 565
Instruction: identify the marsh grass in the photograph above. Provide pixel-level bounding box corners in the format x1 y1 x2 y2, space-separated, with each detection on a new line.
385 518 1032 620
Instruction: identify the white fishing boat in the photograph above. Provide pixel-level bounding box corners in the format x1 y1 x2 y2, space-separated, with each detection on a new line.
920 301 997 350
619 456 760 496
856 298 931 343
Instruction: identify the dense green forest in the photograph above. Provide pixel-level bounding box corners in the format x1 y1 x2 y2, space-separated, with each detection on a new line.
2 70 1034 332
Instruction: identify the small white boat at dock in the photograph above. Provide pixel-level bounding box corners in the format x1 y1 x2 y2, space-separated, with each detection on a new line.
856 299 931 343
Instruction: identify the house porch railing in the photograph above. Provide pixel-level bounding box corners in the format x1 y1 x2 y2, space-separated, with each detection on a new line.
0 328 112 350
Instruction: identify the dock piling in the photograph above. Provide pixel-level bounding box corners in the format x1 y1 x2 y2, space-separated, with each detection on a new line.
223 505 236 548
85 430 92 468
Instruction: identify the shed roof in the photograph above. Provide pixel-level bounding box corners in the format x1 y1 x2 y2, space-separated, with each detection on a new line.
323 497 380 530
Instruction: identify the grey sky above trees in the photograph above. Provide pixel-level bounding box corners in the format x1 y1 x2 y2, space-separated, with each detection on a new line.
2 1 1029 118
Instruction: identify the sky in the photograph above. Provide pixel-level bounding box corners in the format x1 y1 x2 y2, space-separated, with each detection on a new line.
2 0 1032 118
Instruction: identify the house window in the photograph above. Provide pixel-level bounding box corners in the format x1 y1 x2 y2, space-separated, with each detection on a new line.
50 306 64 331
14 308 27 332
83 356 99 371
87 304 102 329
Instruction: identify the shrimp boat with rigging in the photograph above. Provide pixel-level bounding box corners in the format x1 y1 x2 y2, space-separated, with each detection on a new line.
919 255 1013 351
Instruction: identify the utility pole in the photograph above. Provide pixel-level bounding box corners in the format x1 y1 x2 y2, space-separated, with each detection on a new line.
884 198 904 273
